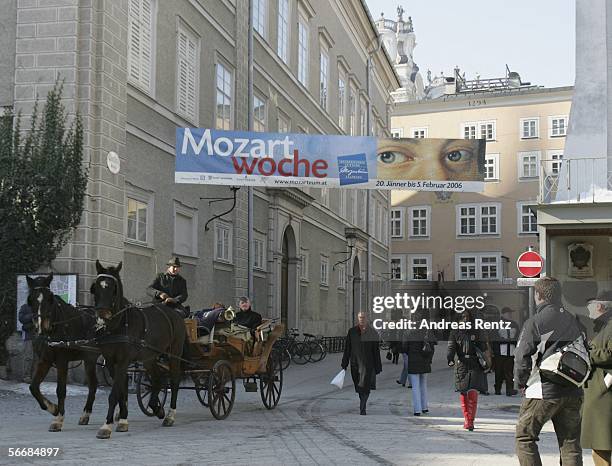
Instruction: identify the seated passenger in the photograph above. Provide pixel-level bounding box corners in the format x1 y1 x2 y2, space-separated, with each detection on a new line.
194 303 226 334
233 297 262 329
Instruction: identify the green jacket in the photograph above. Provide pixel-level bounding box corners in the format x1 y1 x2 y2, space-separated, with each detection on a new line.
581 310 612 450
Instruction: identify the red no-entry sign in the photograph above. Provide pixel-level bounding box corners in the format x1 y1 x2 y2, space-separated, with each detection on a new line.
517 251 543 277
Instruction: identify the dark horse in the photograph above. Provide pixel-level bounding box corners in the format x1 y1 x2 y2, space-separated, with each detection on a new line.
25 274 100 431
90 260 185 439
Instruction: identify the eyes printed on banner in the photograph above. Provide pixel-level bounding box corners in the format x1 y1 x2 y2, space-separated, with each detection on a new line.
376 138 483 182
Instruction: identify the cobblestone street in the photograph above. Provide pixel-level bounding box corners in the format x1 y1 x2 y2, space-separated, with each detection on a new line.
0 350 595 465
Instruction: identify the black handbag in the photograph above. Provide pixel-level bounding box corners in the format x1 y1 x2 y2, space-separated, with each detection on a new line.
386 351 392 361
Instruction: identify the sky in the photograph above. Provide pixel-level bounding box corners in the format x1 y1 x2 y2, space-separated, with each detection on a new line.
365 0 576 88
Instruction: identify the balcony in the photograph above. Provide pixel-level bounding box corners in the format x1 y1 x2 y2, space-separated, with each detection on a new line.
539 157 612 204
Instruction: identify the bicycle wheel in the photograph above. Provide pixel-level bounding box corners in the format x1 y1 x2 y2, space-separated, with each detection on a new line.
291 342 310 365
312 343 326 362
277 348 291 371
308 342 323 363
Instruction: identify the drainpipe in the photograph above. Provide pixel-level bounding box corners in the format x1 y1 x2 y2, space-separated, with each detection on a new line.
247 0 254 299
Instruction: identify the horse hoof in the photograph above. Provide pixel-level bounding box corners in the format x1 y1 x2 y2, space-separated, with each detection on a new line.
78 416 90 426
162 417 174 427
48 423 62 432
115 421 128 432
96 428 112 439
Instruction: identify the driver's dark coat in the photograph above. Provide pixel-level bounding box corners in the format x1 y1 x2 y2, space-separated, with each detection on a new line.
147 273 188 306
341 325 382 393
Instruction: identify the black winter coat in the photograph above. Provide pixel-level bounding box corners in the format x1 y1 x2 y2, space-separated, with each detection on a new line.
233 309 262 329
406 328 434 374
147 273 188 306
447 328 488 392
341 325 382 393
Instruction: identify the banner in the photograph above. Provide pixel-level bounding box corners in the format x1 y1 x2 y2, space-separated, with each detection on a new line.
175 129 486 192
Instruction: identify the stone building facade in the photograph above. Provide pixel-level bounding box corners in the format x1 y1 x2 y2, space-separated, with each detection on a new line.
0 0 399 348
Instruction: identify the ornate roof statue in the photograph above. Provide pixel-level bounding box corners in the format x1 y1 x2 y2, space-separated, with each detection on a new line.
407 16 413 33
397 5 404 21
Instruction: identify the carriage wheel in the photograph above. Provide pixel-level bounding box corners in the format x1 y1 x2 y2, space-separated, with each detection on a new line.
291 342 310 365
260 352 283 409
135 372 168 417
208 361 235 420
279 348 291 371
195 377 209 407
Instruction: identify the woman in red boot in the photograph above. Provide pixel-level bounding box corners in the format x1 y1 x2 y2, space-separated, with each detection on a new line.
447 310 489 431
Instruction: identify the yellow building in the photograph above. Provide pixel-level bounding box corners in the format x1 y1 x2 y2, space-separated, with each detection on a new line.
389 72 572 284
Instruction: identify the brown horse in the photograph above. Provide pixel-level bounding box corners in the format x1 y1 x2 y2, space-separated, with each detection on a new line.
25 274 100 431
90 260 186 439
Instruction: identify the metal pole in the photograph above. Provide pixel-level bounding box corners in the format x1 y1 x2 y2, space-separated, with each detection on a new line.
527 245 535 318
366 56 372 310
247 0 254 298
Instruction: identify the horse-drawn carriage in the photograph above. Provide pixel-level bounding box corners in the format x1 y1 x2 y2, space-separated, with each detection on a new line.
134 310 284 420
24 262 283 438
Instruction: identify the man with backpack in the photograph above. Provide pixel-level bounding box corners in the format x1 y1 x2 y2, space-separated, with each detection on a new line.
514 276 586 466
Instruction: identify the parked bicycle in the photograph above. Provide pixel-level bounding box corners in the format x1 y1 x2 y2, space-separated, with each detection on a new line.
302 333 327 363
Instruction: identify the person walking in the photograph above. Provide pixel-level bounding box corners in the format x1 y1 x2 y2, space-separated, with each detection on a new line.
406 322 434 416
493 307 519 396
341 311 382 415
18 303 36 384
514 277 585 466
396 330 412 388
581 291 612 466
447 309 488 431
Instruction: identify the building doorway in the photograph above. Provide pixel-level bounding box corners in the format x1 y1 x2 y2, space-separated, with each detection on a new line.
281 225 297 331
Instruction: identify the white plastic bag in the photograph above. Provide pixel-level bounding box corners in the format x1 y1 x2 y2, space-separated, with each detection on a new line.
330 369 345 389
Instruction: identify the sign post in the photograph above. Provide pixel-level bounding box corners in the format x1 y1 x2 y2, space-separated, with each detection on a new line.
517 249 543 318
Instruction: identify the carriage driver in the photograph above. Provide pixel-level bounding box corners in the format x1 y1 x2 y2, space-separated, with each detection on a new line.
147 257 190 318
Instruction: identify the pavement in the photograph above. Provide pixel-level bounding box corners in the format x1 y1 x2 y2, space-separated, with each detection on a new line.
0 349 596 466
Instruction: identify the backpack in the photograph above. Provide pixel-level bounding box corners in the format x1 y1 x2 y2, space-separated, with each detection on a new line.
539 335 591 388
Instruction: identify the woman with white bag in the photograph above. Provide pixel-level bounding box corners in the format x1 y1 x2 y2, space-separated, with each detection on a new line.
341 311 382 415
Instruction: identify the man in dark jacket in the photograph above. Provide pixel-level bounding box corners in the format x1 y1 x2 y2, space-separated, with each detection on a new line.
492 307 519 396
341 311 382 415
233 297 262 329
514 277 584 466
581 291 612 466
147 257 189 317
18 303 36 383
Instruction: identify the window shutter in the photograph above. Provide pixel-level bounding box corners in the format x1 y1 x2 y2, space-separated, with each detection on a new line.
177 28 197 121
128 0 153 92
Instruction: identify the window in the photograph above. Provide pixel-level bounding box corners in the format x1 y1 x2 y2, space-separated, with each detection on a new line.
408 255 431 281
391 256 404 280
215 62 233 130
521 118 539 139
253 0 266 37
412 127 427 138
318 49 329 109
253 95 266 132
254 235 266 270
462 122 477 139
360 96 367 136
174 204 197 257
277 0 289 63
455 253 501 281
391 128 403 138
480 205 498 234
126 197 149 243
297 16 309 86
479 121 496 141
409 206 430 237
484 153 499 181
214 222 232 262
517 202 537 234
349 85 357 136
176 25 198 123
320 255 329 286
458 205 477 235
548 150 563 175
277 112 290 133
549 116 568 137
337 264 346 289
338 74 346 130
519 151 540 178
300 251 309 281
391 208 403 238
456 203 500 236
127 0 155 93
320 187 329 207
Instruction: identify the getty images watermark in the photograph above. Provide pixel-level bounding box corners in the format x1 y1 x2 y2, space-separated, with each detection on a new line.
370 292 514 333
